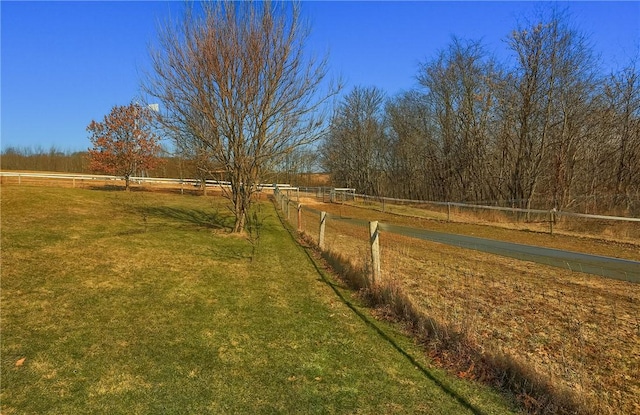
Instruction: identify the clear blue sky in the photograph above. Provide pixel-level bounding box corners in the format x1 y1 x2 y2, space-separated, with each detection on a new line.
2 1 639 153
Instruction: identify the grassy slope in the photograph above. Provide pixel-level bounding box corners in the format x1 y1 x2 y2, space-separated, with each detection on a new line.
1 186 519 414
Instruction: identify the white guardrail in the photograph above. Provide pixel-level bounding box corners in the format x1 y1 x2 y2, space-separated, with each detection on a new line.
0 171 298 191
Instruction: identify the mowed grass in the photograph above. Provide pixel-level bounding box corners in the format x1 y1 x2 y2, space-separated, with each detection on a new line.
0 185 519 414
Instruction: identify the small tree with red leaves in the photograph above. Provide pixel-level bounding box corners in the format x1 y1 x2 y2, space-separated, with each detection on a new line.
87 103 163 190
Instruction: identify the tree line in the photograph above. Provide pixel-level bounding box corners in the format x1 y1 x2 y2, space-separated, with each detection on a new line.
322 11 639 216
0 145 321 186
1 145 173 178
0 146 88 173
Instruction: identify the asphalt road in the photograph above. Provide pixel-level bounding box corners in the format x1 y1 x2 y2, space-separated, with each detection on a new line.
378 222 640 283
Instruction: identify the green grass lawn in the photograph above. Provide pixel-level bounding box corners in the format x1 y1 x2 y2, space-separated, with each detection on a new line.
1 185 519 414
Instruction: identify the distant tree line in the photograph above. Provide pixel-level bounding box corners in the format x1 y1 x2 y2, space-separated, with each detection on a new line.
0 146 88 173
1 145 173 178
0 145 325 187
322 10 640 215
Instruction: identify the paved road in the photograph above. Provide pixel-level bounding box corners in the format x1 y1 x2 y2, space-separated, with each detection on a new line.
378 222 640 283
308 208 640 282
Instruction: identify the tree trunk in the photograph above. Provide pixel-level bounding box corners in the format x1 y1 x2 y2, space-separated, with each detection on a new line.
201 180 207 196
233 194 247 233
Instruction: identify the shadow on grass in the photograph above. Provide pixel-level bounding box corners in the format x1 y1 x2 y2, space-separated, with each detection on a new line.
272 202 494 415
90 186 206 196
142 206 232 231
88 185 129 191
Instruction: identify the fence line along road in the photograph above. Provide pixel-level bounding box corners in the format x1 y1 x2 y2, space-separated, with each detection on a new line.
305 187 640 224
300 204 640 284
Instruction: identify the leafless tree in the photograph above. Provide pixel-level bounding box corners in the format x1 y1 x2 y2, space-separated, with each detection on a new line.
144 1 338 232
595 61 640 213
385 90 437 200
417 38 500 202
499 10 597 210
321 86 388 196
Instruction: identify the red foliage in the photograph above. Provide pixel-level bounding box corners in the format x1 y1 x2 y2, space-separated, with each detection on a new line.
87 103 164 188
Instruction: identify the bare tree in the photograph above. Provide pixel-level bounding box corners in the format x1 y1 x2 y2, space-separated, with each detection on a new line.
144 1 338 232
417 38 500 202
321 86 388 196
169 107 224 196
598 61 640 213
500 10 597 210
385 90 436 200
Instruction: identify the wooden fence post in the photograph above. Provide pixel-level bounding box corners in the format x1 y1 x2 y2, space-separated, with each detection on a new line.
319 211 327 250
549 208 556 235
369 221 381 285
297 204 302 231
447 202 451 222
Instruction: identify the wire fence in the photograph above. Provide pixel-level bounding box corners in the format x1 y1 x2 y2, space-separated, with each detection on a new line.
296 187 640 243
274 187 640 415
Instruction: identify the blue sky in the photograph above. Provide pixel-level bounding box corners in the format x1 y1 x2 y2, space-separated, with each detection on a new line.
2 1 639 153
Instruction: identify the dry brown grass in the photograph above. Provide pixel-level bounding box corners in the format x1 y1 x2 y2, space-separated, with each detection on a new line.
343 195 640 249
379 233 639 414
295 198 640 415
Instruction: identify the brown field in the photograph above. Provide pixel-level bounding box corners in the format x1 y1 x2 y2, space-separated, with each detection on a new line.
295 196 640 415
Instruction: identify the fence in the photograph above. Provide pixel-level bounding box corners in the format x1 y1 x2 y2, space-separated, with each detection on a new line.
275 188 640 283
273 187 640 414
0 171 297 195
294 187 640 242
